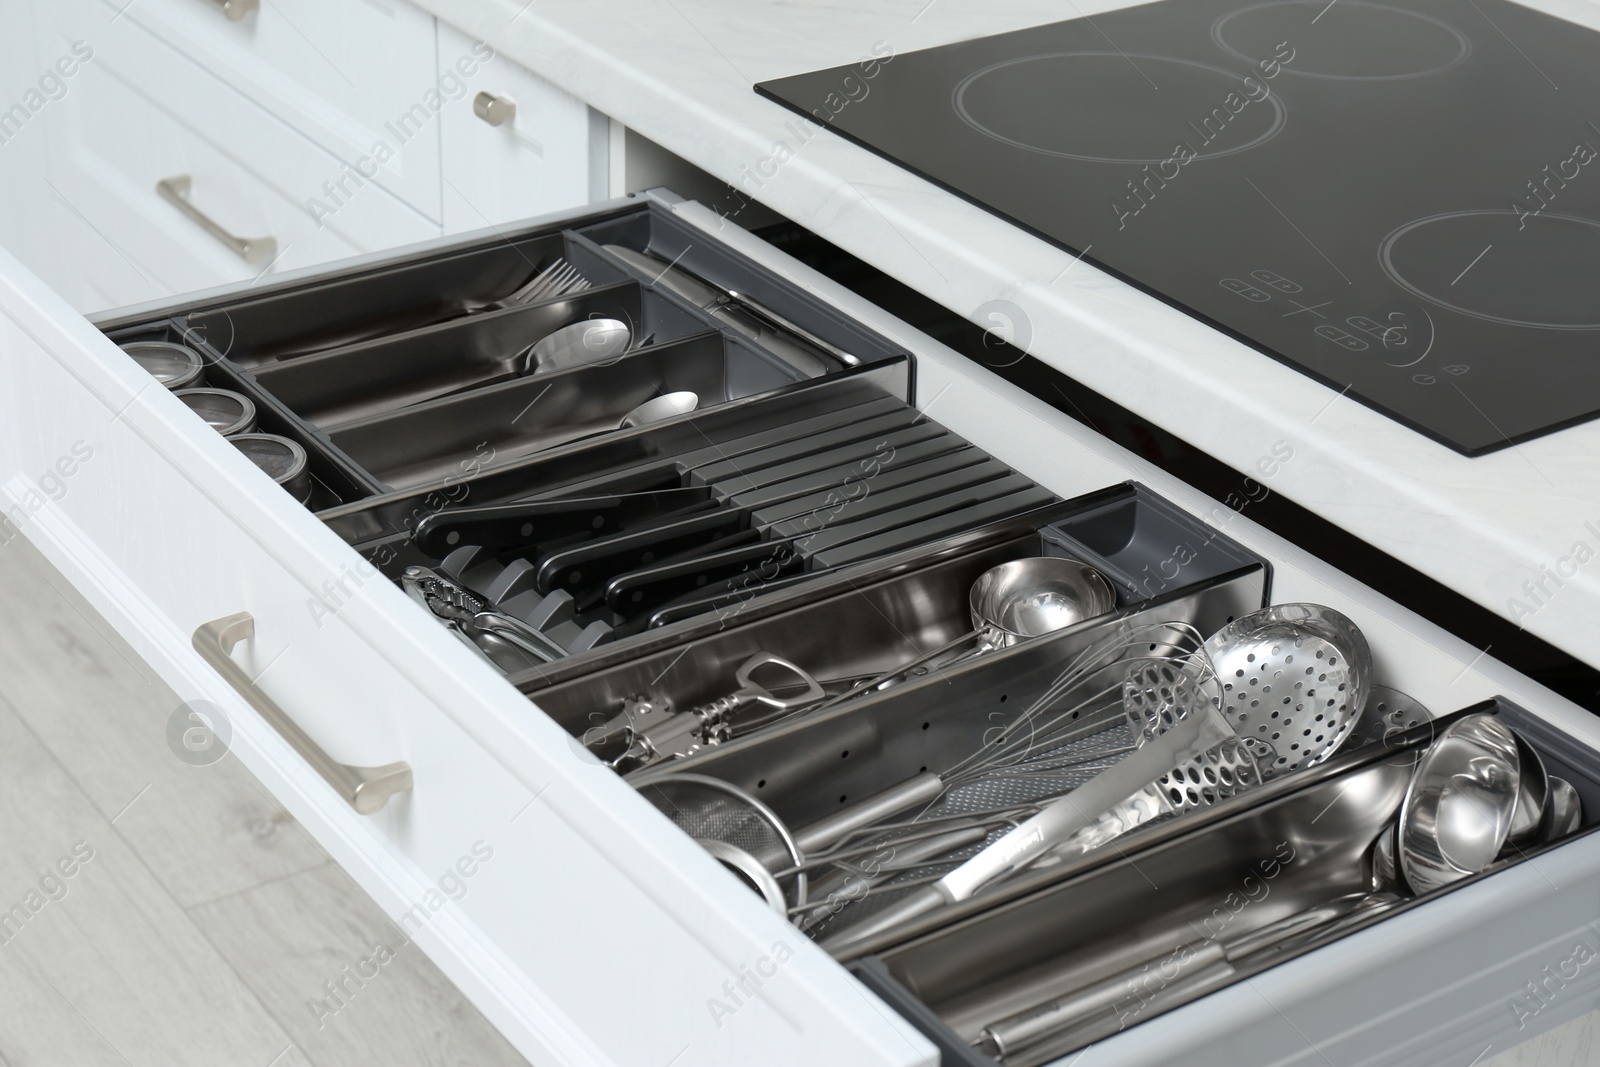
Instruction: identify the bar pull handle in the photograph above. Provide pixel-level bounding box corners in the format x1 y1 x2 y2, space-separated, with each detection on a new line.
198 0 259 20
193 612 412 815
157 175 278 265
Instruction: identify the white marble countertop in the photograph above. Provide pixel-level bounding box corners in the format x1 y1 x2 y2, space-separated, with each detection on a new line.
417 0 1600 667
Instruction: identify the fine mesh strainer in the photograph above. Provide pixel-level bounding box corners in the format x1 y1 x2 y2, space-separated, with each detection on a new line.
639 773 807 915
1204 603 1372 778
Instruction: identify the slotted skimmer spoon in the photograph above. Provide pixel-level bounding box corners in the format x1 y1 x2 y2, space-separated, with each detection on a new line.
823 603 1372 953
1206 603 1372 778
1046 604 1373 860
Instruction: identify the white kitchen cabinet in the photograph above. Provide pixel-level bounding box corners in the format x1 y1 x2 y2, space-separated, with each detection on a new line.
438 23 608 234
17 0 442 311
0 7 158 311
4 184 1599 1067
93 0 445 220
3 0 470 314
44 54 377 297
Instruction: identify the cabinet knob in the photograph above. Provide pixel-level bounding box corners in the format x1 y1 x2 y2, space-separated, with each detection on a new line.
473 91 518 127
200 0 259 20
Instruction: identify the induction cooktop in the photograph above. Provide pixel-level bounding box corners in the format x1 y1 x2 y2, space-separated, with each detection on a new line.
756 0 1600 455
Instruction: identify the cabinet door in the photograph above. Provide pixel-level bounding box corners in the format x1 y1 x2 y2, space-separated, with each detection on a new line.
439 23 606 235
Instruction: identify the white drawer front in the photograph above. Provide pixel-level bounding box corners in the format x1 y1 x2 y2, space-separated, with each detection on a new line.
45 58 357 296
37 1 439 300
0 241 935 1066
439 22 605 235
92 0 445 218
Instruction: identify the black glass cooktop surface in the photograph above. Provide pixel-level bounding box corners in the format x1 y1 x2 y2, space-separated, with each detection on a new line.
756 0 1600 455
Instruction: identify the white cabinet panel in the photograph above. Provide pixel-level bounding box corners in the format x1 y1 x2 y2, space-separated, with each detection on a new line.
438 23 605 234
36 0 440 302
96 0 445 220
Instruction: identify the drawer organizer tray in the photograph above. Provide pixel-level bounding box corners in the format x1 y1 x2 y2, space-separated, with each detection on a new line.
325 376 1069 668
109 201 912 501
103 319 383 511
617 608 1599 1064
527 487 1268 736
74 191 1600 1067
849 700 1600 1065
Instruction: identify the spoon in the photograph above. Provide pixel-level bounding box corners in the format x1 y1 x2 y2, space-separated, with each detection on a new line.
523 318 632 376
1544 777 1583 840
968 557 1118 649
1398 712 1521 893
552 391 700 450
619 390 698 428
810 556 1117 714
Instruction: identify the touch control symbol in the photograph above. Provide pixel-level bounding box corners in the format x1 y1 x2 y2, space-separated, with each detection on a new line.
1221 277 1271 302
1315 324 1369 351
1250 269 1302 293
1347 315 1407 346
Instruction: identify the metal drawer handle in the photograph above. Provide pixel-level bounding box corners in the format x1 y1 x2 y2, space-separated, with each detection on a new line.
473 91 517 127
157 175 278 265
198 0 258 20
193 612 413 815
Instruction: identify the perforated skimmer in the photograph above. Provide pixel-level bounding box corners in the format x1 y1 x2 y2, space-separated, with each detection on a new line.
1205 603 1372 777
822 604 1373 952
1043 605 1370 862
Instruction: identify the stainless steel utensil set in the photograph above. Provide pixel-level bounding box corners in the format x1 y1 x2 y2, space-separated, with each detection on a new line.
637 586 1584 991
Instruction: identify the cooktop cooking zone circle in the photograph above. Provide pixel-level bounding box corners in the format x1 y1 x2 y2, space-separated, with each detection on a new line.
1212 0 1471 80
1379 210 1600 330
952 53 1287 164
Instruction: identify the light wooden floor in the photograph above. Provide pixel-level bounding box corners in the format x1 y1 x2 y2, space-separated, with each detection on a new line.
0 532 529 1065
0 529 1595 1066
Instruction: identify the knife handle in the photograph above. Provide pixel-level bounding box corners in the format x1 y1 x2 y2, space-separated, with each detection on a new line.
605 538 806 616
721 289 861 367
414 496 627 557
535 507 748 594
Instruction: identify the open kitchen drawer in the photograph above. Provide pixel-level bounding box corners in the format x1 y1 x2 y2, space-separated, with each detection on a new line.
2 187 1598 1067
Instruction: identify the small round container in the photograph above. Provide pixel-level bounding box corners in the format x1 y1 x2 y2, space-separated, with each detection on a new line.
175 388 257 437
121 340 204 390
230 433 313 506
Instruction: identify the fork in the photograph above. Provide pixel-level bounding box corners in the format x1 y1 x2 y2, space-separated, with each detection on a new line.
481 258 591 311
